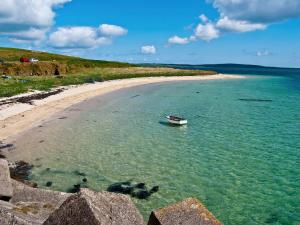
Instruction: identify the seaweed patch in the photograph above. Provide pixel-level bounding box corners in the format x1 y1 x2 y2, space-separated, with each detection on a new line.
107 181 159 200
239 98 273 102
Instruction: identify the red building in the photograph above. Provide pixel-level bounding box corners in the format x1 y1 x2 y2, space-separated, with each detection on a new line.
20 57 30 63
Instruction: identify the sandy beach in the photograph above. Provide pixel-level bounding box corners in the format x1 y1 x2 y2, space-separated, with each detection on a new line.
0 74 244 140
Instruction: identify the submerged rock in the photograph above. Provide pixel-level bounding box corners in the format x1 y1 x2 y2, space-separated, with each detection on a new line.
150 186 159 194
67 184 81 193
135 183 146 189
133 190 151 200
107 181 134 195
107 181 159 199
9 161 37 188
46 182 53 187
132 186 159 200
9 161 33 181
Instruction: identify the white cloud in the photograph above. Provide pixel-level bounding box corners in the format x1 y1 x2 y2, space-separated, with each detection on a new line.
0 0 70 32
0 0 128 48
210 0 300 23
48 23 127 49
168 0 300 44
168 36 190 45
141 45 156 54
199 14 209 23
99 24 128 37
256 50 271 57
0 0 70 42
49 26 112 49
8 28 48 41
169 20 219 44
195 23 219 41
216 17 266 32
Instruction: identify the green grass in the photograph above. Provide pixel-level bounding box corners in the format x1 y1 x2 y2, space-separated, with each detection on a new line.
0 47 131 68
0 47 217 98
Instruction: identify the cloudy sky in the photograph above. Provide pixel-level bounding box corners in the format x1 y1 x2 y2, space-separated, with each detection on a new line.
0 0 300 67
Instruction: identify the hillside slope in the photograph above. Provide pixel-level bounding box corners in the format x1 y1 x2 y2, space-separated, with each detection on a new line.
0 47 133 76
0 47 131 68
0 47 216 97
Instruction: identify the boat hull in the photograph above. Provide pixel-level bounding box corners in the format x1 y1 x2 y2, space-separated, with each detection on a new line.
166 116 188 125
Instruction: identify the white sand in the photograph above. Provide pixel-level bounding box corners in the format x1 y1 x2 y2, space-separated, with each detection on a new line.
0 74 244 140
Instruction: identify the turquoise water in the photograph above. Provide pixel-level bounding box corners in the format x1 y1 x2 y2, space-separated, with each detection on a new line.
12 75 300 224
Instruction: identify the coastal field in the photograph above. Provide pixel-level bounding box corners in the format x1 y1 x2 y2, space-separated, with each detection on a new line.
0 48 215 98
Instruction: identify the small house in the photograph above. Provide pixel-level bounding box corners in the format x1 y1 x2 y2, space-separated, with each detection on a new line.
20 57 30 63
30 58 39 62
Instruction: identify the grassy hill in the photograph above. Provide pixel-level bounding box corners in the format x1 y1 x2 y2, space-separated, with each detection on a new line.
0 47 216 98
0 47 131 68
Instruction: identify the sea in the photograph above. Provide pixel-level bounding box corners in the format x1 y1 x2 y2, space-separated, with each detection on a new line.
10 65 300 225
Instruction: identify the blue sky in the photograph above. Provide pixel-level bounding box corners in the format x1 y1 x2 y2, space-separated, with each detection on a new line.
0 0 300 67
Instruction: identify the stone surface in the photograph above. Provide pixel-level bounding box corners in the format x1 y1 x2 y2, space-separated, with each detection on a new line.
0 201 40 225
147 198 222 225
0 199 14 208
1 180 73 225
10 180 71 207
0 159 13 199
44 188 145 225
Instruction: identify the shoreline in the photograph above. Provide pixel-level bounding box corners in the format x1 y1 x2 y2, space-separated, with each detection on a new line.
0 74 244 140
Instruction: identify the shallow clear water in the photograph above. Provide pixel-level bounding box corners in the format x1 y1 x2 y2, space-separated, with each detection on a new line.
12 75 300 225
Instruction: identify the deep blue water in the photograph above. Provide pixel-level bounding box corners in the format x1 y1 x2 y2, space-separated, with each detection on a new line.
167 64 300 78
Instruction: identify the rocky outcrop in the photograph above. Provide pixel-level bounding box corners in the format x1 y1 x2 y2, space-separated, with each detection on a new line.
0 200 54 225
0 159 223 225
0 180 71 225
9 161 32 181
44 189 145 225
10 180 71 209
0 204 34 225
0 180 145 225
0 159 13 200
147 198 222 225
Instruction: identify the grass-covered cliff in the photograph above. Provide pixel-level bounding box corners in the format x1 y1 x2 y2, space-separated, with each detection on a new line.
0 47 217 97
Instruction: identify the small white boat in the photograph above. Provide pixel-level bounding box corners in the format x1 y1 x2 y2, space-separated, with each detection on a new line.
166 115 187 125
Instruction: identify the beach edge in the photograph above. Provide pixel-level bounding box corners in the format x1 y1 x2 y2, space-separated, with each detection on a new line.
0 74 245 140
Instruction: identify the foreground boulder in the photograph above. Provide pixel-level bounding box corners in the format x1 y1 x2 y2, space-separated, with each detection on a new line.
10 180 71 210
44 188 145 225
0 159 13 200
147 198 222 225
0 200 53 225
0 180 72 225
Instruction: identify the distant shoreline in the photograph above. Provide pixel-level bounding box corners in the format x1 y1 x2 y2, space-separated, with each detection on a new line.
0 74 244 140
